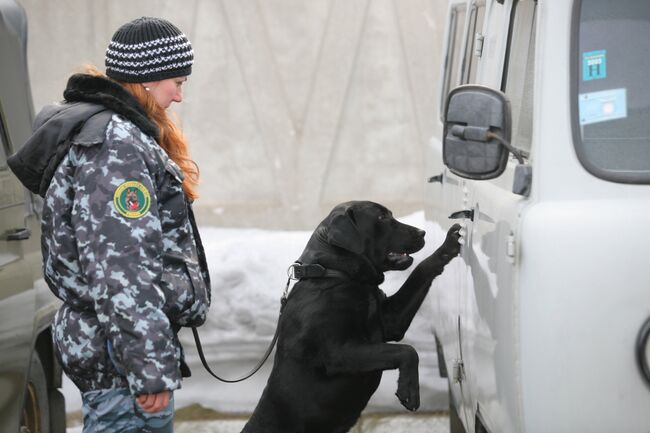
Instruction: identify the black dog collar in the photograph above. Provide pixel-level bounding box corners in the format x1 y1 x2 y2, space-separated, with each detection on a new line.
288 262 349 280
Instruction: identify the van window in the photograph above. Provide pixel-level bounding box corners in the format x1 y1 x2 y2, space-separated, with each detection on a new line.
502 0 537 154
573 0 650 183
440 4 467 118
462 0 486 84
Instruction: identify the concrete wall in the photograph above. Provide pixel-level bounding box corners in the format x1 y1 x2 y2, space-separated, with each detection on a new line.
19 0 447 229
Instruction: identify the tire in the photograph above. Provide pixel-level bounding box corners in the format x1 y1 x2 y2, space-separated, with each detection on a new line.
449 387 466 433
20 353 50 433
48 389 66 433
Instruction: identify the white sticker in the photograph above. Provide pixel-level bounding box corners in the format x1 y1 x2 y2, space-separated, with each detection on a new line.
578 88 627 125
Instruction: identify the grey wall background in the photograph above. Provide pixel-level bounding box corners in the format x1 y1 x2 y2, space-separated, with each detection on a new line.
19 0 447 229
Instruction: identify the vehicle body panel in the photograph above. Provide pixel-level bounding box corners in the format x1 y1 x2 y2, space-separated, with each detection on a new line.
520 199 650 432
0 0 62 431
426 0 650 432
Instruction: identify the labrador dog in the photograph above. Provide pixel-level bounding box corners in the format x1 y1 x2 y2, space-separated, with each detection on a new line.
243 201 461 433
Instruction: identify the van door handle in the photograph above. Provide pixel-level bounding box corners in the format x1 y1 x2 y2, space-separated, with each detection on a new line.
449 210 474 221
6 228 32 241
428 174 443 183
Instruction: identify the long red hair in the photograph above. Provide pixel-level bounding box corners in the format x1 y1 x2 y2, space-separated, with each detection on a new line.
82 65 199 200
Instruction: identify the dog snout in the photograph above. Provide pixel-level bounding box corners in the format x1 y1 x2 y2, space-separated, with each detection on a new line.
407 227 425 241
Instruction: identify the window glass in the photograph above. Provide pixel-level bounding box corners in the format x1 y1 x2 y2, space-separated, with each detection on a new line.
502 0 536 154
574 0 650 183
440 4 467 117
462 1 486 84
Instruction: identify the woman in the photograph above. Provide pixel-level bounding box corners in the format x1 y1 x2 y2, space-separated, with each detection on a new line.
8 17 210 432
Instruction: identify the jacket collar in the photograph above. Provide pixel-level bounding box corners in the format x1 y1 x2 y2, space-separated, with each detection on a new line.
63 74 159 140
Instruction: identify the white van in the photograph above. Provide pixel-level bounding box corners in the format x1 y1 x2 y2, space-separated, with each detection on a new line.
424 1 650 432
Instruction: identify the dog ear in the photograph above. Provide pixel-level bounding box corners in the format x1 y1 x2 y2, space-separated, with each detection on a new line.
327 209 365 255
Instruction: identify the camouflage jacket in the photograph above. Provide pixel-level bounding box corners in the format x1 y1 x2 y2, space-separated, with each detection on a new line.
8 74 211 395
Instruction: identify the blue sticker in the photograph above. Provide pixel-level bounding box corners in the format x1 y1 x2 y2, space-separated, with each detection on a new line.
583 50 607 81
578 88 627 125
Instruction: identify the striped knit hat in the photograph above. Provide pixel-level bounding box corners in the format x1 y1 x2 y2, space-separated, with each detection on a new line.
105 17 193 83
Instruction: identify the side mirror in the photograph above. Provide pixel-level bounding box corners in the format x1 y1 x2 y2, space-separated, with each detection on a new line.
443 85 514 180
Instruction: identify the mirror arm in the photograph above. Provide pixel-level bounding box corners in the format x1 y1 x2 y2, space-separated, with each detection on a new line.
450 124 490 141
486 132 525 164
450 125 525 164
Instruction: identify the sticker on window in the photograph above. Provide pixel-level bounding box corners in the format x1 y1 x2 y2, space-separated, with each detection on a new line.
578 88 627 125
583 50 607 81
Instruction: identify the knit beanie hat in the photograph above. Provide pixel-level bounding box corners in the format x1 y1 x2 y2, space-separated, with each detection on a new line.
105 17 193 83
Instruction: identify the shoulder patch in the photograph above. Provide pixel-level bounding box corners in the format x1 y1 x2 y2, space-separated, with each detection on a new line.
113 181 151 218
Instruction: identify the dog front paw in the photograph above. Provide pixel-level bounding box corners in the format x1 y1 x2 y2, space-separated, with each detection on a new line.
439 223 462 262
396 349 420 412
396 384 420 412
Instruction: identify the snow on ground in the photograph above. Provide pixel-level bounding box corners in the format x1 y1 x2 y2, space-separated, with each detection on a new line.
63 211 452 415
67 413 450 433
171 413 450 433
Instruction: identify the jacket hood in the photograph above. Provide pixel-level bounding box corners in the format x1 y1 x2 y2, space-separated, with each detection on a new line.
7 74 159 197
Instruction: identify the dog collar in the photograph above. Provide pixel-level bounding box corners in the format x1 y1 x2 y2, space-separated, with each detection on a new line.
287 262 349 280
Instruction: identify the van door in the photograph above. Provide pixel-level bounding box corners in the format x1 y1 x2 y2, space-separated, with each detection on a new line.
0 2 44 429
456 0 537 431
0 102 39 433
450 1 488 428
429 0 491 427
428 0 471 427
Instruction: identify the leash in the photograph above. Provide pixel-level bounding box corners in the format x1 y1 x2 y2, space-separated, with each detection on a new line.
192 262 347 383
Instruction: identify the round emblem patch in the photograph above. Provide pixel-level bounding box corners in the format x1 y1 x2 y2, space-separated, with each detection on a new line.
113 181 151 218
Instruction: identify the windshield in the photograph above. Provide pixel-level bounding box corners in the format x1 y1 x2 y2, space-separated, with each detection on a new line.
574 0 650 183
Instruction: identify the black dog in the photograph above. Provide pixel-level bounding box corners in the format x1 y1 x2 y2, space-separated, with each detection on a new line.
243 201 461 433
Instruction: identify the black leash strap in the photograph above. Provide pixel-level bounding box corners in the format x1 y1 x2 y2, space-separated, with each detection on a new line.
191 271 293 383
191 321 281 383
192 262 348 383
